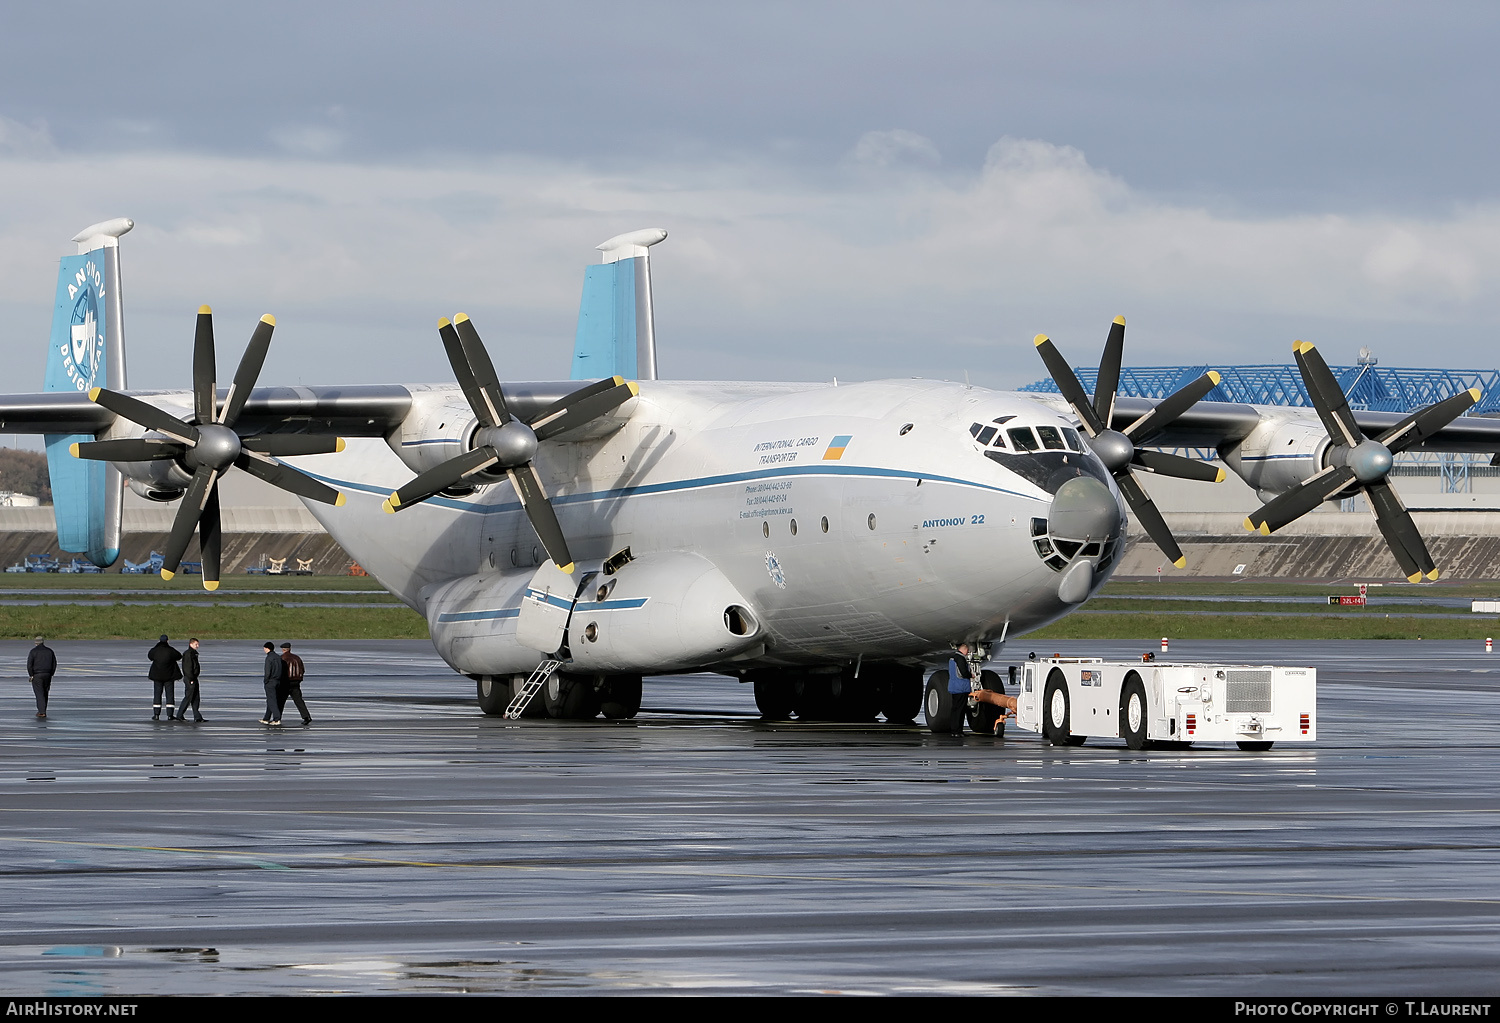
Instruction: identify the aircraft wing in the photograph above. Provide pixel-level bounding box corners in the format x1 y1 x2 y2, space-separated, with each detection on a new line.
0 381 584 438
1107 396 1500 453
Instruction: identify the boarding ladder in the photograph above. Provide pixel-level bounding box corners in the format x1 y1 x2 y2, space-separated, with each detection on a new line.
504 659 564 720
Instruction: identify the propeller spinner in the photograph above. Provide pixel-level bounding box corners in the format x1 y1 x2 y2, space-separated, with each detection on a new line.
71 306 346 589
382 314 639 575
1034 316 1224 568
1241 341 1478 582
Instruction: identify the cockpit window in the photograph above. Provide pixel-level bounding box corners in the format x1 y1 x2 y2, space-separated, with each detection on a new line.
1062 427 1083 452
1007 428 1040 452
989 431 1006 449
975 425 997 445
969 423 984 438
1036 426 1066 450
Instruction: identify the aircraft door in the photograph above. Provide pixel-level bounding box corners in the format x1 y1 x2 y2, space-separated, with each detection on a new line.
515 561 583 655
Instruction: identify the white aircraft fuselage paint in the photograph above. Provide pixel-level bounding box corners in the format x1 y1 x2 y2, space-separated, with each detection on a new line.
292 378 1125 677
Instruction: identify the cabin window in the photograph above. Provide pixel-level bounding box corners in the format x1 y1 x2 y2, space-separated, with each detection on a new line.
821 516 829 533
790 519 798 536
868 513 877 530
762 521 770 538
1007 428 1040 452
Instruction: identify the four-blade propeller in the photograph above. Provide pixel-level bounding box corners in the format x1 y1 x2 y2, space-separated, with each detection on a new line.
72 306 346 589
1241 341 1477 582
1034 316 1224 569
381 314 639 576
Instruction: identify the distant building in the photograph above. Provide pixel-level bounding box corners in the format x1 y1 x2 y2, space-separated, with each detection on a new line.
0 491 39 507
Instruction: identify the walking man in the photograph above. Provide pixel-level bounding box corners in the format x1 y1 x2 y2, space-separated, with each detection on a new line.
27 636 55 719
279 642 311 725
147 634 183 721
261 641 285 725
175 638 206 723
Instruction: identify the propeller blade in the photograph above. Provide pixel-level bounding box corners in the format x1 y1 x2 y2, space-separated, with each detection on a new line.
240 435 346 457
199 481 222 591
451 314 511 427
193 305 217 424
531 379 640 442
508 464 574 573
217 314 275 427
1365 480 1437 582
1243 465 1356 535
1033 334 1104 435
1377 388 1481 455
384 447 501 512
70 438 186 462
161 468 215 580
438 317 501 428
1292 341 1362 448
1120 370 1222 444
1094 316 1125 427
1131 449 1227 483
235 451 346 506
1116 470 1185 568
88 389 200 446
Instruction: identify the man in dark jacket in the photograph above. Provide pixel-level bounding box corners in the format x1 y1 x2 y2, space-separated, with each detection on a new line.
279 642 311 725
261 641 285 725
147 635 183 721
26 636 55 719
175 638 206 723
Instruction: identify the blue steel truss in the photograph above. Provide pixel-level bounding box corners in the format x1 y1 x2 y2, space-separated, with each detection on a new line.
1019 363 1500 415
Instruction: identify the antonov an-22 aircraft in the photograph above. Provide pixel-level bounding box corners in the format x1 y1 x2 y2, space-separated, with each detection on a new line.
7 217 1500 726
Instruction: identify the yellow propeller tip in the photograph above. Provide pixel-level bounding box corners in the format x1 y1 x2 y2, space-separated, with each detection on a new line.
203 580 219 592
1469 388 1482 401
68 443 80 458
198 304 212 315
335 438 346 453
628 381 640 396
1207 370 1222 385
1427 569 1441 581
87 387 102 401
1407 572 1423 584
1113 315 1125 326
558 562 576 574
160 569 174 581
438 317 451 328
382 498 397 514
1173 557 1187 569
454 312 470 324
260 314 276 326
1259 523 1271 536
334 492 347 507
1243 518 1256 532
1214 468 1227 483
612 375 625 385
1033 334 1049 347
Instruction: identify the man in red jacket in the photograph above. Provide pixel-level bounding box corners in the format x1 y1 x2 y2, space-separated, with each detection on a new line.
279 642 312 725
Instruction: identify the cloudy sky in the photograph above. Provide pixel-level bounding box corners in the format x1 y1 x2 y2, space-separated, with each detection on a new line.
2 2 1498 395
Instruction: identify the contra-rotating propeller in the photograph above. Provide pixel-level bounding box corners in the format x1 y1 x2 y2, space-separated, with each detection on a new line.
1034 316 1224 568
1242 341 1478 582
382 314 639 575
71 306 346 589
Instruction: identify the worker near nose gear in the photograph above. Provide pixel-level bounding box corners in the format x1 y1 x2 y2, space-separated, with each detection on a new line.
947 642 975 734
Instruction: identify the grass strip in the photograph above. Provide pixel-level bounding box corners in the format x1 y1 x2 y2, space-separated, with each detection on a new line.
0 603 429 640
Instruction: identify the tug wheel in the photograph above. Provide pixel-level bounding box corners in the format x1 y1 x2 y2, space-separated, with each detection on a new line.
1043 671 1086 746
1120 675 1149 751
1237 740 1274 752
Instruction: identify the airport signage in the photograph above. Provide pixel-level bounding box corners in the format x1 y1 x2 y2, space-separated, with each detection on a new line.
1327 596 1367 606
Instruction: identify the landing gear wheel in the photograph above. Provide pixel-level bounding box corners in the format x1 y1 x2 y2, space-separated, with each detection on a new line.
753 672 795 720
879 666 923 723
1042 672 1086 746
543 674 600 720
969 670 1006 737
923 670 953 733
476 676 507 716
599 675 642 719
1237 740 1274 751
1120 676 1148 750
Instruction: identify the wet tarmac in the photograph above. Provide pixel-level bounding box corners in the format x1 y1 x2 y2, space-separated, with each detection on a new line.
1 639 1497 996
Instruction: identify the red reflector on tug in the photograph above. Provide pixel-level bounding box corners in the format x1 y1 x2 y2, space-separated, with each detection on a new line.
1186 713 1196 735
1301 713 1310 734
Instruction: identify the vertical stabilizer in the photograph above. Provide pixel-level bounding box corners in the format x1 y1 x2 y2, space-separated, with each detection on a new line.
571 228 666 381
43 218 131 566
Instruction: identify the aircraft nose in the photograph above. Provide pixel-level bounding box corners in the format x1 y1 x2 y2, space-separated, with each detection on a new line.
1048 475 1123 542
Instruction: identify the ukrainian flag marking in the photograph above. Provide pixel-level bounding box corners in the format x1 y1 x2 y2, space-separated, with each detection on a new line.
823 435 852 460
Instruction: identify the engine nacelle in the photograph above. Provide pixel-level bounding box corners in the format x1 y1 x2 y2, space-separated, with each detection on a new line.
1221 414 1331 502
128 477 182 502
565 552 762 673
385 388 482 477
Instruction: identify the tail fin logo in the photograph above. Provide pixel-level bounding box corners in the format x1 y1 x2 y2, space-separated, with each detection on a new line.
62 260 104 390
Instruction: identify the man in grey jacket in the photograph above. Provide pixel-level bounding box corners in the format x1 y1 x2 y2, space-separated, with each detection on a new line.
26 637 55 719
261 641 285 726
